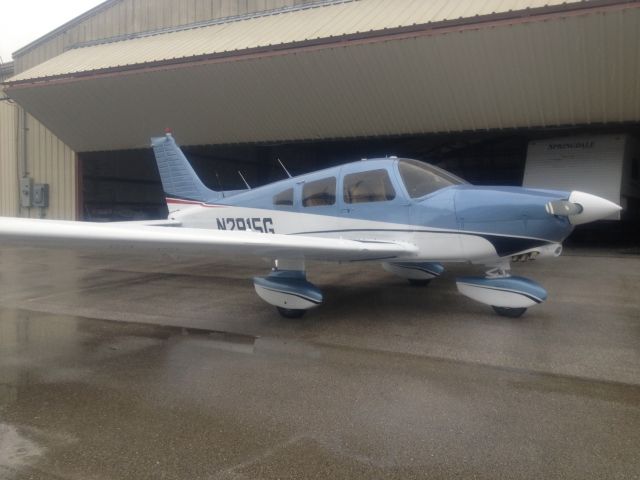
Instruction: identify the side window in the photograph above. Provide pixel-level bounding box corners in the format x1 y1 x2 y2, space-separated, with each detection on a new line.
302 177 336 207
273 188 293 206
343 169 396 204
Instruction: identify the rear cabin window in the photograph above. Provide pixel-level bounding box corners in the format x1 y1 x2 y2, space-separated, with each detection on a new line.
343 169 396 204
273 188 293 206
302 177 336 207
398 159 467 198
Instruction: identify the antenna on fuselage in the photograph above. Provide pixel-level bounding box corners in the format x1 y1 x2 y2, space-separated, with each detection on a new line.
215 171 225 198
238 171 252 190
277 158 292 178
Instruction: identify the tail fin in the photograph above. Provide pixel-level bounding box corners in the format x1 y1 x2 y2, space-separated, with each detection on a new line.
150 133 219 210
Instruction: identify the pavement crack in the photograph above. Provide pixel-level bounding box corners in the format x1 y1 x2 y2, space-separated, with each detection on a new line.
213 434 307 479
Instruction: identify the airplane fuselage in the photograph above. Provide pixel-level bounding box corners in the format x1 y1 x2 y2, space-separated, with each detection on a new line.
166 158 573 265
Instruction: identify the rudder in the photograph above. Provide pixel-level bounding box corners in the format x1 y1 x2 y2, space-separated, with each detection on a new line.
150 132 219 210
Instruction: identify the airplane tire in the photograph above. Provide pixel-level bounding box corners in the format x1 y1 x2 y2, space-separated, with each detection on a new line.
408 279 431 287
492 306 527 318
277 307 307 319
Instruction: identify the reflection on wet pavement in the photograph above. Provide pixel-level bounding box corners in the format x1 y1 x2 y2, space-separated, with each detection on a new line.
0 246 639 479
0 307 639 479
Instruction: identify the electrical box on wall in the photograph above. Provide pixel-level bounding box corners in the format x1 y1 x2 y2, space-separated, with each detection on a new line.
33 184 49 208
20 177 32 207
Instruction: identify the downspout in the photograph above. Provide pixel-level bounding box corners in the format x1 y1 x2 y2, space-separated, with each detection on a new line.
17 106 29 218
14 103 20 216
20 107 28 178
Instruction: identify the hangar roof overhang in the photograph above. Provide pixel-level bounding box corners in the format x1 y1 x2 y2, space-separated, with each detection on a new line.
4 0 640 152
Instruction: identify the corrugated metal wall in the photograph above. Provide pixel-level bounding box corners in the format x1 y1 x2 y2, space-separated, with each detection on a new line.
0 101 76 220
0 95 19 217
8 4 639 152
9 0 319 219
23 114 77 220
14 0 323 73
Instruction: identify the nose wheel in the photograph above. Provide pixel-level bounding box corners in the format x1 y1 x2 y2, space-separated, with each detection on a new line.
492 306 527 318
276 307 307 319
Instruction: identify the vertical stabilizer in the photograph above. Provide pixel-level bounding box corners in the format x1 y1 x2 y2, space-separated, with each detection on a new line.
150 133 219 211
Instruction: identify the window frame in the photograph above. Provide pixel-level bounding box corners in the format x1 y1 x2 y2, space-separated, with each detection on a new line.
301 176 337 208
273 187 294 207
342 168 396 205
397 159 467 199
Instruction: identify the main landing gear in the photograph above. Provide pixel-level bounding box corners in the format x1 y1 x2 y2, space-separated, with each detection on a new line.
253 260 322 319
382 261 445 287
254 260 548 319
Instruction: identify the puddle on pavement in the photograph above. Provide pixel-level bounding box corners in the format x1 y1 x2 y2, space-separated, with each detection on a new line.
0 423 45 477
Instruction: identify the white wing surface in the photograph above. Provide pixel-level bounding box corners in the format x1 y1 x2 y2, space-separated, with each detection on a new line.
0 217 417 262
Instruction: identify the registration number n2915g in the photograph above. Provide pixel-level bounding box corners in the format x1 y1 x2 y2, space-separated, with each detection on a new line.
216 217 275 233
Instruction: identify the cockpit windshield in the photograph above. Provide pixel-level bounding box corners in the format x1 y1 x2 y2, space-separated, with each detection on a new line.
397 159 468 198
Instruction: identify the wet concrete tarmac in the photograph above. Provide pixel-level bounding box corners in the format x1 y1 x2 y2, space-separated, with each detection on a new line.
0 246 639 479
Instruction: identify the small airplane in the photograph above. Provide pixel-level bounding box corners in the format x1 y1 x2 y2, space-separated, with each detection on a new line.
0 132 622 318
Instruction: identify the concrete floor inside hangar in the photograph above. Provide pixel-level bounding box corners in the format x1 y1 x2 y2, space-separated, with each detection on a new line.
0 245 639 479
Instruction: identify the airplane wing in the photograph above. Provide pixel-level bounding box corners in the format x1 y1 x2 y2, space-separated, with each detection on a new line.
0 217 417 262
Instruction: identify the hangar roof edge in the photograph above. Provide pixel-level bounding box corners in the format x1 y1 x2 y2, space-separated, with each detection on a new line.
5 0 627 86
12 0 120 58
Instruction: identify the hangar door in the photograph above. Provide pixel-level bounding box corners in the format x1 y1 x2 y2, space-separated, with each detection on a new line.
77 133 531 221
78 144 276 221
80 150 166 221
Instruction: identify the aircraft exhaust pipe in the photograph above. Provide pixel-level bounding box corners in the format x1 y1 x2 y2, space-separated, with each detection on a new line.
546 191 621 225
511 243 562 262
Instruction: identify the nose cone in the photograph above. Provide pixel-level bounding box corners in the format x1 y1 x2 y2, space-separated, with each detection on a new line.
567 191 622 225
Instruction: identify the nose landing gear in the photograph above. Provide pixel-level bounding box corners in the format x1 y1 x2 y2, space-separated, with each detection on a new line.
276 307 308 319
491 306 528 318
456 263 547 317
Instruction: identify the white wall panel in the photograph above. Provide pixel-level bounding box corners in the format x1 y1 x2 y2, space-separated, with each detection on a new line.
524 135 625 206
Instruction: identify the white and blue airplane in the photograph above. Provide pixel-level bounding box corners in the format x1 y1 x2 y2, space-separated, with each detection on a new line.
0 132 622 318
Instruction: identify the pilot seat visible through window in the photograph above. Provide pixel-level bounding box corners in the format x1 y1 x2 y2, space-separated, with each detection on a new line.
343 169 396 204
